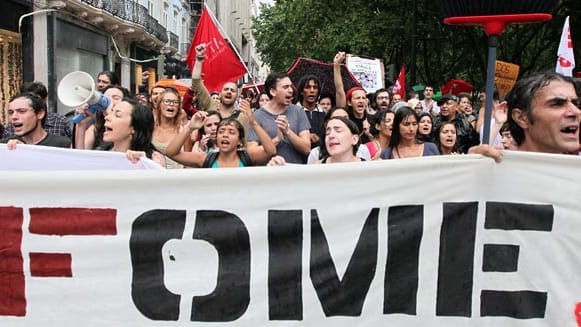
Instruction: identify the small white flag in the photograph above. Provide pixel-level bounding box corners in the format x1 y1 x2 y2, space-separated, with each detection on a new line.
556 16 575 76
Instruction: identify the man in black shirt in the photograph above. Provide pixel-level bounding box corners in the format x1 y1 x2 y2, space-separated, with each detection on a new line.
2 82 72 139
1 93 70 148
296 74 326 148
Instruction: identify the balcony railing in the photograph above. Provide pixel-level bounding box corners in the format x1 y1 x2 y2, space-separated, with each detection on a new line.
80 0 168 44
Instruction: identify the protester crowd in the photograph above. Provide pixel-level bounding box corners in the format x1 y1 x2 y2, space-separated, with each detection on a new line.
2 47 580 166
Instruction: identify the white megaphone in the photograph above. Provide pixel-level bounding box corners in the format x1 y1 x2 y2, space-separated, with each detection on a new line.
57 71 111 124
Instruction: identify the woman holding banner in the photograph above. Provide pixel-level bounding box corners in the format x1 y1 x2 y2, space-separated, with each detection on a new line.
104 98 165 167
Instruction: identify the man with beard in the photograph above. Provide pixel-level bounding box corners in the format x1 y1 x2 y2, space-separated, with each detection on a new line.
434 94 479 154
333 52 373 144
296 74 325 148
190 43 249 137
1 93 70 148
345 86 373 144
247 72 311 164
149 85 166 114
374 88 391 112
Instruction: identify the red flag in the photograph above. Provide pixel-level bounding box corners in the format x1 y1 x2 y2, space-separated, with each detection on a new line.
186 8 247 92
556 16 575 76
392 66 406 101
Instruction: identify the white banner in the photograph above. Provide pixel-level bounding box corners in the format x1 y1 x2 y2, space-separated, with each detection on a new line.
0 150 581 326
0 144 163 170
346 55 384 93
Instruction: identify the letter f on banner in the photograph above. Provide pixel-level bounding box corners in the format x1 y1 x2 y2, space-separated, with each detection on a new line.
556 16 575 76
186 7 247 92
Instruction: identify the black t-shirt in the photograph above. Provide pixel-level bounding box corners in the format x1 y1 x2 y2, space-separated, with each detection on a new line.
1 133 71 148
348 111 372 144
304 109 326 148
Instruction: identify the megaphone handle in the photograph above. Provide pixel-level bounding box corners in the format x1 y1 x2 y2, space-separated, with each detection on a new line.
72 113 86 124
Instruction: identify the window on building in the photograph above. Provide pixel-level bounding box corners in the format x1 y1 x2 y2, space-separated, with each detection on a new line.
173 10 178 33
182 17 187 39
162 2 169 27
148 0 154 16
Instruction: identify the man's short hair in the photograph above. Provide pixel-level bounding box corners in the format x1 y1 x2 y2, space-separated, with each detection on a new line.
20 82 48 100
264 72 289 100
505 71 578 145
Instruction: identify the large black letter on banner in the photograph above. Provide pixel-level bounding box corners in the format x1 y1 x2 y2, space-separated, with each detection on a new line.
384 205 423 315
191 210 250 322
130 209 185 320
310 208 378 316
480 202 552 319
436 202 478 317
268 210 303 320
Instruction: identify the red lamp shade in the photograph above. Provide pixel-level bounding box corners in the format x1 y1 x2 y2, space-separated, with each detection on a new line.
436 0 557 35
436 0 559 18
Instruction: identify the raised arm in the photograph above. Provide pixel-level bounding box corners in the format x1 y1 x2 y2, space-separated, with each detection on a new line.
166 111 208 167
191 43 214 111
239 99 276 164
489 101 508 145
334 52 347 108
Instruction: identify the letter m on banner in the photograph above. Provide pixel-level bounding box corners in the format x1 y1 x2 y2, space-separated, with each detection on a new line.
186 7 247 92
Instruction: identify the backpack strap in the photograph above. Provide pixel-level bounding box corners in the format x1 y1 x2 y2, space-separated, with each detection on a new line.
202 151 219 168
237 149 253 167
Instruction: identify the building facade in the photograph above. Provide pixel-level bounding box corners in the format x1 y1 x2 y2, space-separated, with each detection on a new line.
0 0 265 123
188 0 267 84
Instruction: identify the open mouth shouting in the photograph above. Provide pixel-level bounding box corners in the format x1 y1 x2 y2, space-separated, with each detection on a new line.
560 124 579 140
442 137 456 147
12 122 24 133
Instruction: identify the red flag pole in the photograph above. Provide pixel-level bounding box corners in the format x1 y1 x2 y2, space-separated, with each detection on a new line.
186 6 248 92
203 4 253 84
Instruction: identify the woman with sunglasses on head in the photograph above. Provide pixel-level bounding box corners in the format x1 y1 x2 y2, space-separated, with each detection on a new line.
165 99 275 168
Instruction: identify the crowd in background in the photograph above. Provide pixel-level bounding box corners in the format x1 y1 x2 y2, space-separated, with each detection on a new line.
2 47 580 168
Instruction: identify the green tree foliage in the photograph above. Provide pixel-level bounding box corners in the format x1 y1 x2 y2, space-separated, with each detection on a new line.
253 0 580 90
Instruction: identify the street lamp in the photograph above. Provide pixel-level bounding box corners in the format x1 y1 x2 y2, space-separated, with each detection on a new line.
436 0 558 144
